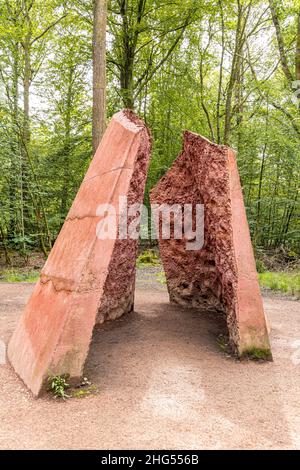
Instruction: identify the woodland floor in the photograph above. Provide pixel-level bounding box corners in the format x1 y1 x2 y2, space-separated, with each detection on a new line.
0 267 300 449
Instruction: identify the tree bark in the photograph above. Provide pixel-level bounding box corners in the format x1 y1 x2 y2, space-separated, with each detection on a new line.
296 10 300 81
254 102 269 246
269 0 294 84
8 41 21 239
296 8 300 108
119 0 140 109
224 0 244 145
93 0 107 155
217 0 225 144
60 67 73 218
21 31 32 249
23 36 31 150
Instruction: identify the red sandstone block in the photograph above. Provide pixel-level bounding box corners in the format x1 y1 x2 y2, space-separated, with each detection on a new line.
8 110 151 395
150 132 272 358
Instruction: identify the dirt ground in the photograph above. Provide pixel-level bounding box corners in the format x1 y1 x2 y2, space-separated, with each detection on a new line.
0 268 300 450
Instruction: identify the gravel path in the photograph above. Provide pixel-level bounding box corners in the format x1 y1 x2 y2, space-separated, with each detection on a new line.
0 270 299 450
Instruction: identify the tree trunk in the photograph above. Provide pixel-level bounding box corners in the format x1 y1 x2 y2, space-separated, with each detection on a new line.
199 52 215 142
269 0 294 84
21 34 32 251
223 1 243 145
119 0 148 110
216 0 225 144
254 103 269 245
120 63 135 109
296 9 300 108
9 41 21 240
60 67 73 218
23 36 31 149
119 3 135 110
296 10 300 82
92 0 107 155
0 223 11 266
235 41 244 154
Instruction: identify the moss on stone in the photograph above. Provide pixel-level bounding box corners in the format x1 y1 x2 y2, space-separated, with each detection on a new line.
241 347 272 361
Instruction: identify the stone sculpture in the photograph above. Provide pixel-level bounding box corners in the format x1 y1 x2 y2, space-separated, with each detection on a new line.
8 110 151 395
150 131 272 359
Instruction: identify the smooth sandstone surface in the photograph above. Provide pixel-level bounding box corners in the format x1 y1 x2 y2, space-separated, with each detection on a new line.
150 131 271 357
8 110 151 395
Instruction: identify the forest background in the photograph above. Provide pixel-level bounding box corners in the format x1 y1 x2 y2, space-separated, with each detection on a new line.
0 0 299 293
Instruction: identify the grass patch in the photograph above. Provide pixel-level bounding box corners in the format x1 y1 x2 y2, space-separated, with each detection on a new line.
156 271 166 284
0 268 39 283
259 271 300 298
137 250 160 267
72 385 98 399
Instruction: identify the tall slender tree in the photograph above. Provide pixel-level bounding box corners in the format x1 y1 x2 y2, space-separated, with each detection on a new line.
92 0 107 154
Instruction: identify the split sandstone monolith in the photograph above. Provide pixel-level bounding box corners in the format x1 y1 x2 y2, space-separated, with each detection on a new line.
8 110 151 395
150 131 272 359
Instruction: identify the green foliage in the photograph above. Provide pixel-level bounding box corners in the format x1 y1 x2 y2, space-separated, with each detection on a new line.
137 250 160 267
72 385 98 399
47 374 70 400
217 334 230 353
0 269 39 283
156 271 167 284
259 272 300 298
241 348 272 361
0 0 299 260
256 258 267 274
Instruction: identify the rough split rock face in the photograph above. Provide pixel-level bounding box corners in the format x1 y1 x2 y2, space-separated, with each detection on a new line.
8 110 151 395
150 131 272 359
